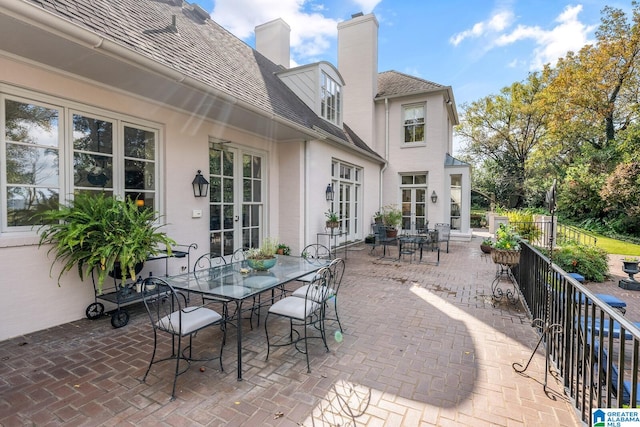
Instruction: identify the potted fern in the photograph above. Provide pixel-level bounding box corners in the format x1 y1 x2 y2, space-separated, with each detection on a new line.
37 193 175 293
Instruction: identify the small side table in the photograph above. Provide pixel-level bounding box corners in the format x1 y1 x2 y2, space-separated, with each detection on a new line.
317 229 347 259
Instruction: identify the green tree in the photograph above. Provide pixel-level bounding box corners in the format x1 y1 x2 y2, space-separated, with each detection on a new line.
457 73 549 208
543 3 640 153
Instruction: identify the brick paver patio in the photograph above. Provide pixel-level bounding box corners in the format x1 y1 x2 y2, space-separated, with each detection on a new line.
3 232 622 426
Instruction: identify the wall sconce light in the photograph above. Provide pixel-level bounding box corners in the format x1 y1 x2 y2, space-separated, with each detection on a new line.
431 190 438 203
192 170 209 198
135 199 145 207
325 183 335 201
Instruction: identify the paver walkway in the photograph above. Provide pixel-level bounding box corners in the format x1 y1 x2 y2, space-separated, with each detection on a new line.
0 233 586 426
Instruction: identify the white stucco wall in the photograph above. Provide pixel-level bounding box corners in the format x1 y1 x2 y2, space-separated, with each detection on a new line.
0 57 285 340
376 93 450 225
0 55 384 340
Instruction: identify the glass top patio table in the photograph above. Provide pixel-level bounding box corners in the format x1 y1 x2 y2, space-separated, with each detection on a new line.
164 255 329 380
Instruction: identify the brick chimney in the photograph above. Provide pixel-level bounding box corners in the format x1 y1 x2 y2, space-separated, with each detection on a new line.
337 13 378 145
255 18 290 68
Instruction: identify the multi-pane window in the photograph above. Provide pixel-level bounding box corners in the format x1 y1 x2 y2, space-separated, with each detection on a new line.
400 174 428 232
242 153 262 250
1 91 159 232
321 72 341 125
403 104 425 143
330 160 361 236
4 99 60 227
450 174 462 230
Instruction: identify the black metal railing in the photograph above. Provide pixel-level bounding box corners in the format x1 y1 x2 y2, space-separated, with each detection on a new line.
514 242 639 424
509 221 597 247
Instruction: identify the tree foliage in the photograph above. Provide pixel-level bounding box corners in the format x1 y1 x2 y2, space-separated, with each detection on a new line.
457 73 548 208
457 2 640 236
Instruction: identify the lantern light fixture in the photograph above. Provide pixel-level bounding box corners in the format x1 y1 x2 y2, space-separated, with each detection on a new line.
431 190 438 203
325 183 335 201
192 170 209 198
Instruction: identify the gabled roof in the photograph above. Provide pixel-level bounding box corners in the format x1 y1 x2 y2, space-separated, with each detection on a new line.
7 0 383 160
376 70 446 98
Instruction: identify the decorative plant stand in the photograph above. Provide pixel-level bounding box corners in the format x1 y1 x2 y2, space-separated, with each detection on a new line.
619 260 640 291
490 249 521 304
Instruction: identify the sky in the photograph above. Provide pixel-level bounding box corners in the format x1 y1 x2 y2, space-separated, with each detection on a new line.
191 0 630 150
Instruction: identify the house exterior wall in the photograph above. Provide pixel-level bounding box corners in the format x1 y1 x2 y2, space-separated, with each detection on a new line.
375 92 450 225
0 55 313 340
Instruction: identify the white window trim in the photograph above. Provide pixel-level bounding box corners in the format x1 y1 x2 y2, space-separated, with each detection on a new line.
0 84 164 239
402 102 426 146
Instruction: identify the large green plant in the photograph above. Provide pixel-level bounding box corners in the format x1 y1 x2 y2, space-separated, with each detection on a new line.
37 193 175 293
381 204 402 228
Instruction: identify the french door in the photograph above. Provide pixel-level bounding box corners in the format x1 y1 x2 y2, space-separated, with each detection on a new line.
209 145 265 257
400 174 428 233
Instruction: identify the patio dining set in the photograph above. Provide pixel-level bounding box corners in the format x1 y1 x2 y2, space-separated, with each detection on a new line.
368 222 451 265
135 244 344 400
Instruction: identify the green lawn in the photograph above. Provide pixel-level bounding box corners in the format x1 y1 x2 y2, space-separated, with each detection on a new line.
594 233 640 256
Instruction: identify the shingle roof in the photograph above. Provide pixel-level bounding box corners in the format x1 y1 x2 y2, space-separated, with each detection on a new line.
376 70 445 98
24 0 367 150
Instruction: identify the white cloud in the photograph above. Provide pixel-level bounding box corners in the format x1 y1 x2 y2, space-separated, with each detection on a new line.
451 4 596 70
450 10 514 46
211 0 382 63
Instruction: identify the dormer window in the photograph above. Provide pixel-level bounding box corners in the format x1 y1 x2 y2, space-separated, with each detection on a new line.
321 71 341 125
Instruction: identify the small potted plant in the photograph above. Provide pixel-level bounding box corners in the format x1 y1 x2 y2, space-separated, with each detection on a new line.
381 204 402 237
480 238 493 254
276 243 291 256
325 210 340 229
246 237 279 270
490 223 521 266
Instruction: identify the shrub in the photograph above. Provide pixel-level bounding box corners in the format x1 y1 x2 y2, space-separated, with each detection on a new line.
552 243 609 282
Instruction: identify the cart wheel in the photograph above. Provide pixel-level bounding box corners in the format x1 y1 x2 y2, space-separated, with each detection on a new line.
86 302 105 320
110 310 130 328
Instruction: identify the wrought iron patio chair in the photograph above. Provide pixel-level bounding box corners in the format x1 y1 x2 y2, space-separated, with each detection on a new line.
265 267 331 373
193 253 231 340
434 223 451 253
140 276 224 401
295 243 333 284
292 257 345 333
372 223 397 258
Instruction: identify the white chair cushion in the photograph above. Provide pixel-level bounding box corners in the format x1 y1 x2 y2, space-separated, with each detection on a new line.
292 285 334 302
297 272 318 283
157 306 222 335
268 296 319 320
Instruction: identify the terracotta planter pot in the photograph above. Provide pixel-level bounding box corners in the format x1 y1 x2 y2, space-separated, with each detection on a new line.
386 228 398 238
491 248 521 266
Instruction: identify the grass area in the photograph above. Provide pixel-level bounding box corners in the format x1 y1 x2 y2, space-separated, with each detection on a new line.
593 233 640 256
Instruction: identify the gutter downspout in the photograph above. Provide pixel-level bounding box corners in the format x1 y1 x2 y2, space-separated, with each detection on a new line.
380 97 389 208
304 139 309 250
